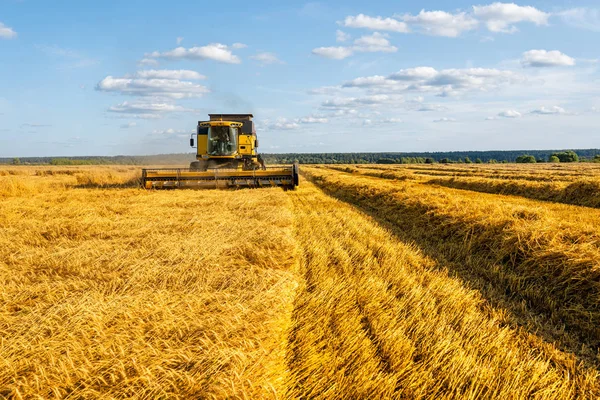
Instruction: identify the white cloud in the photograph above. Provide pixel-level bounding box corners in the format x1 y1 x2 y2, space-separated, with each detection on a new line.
381 117 403 123
342 14 410 33
96 74 209 99
135 69 206 80
313 32 397 60
146 43 241 64
152 128 193 135
558 8 600 32
0 22 16 39
530 106 566 115
521 50 575 67
296 116 329 124
341 67 521 96
321 94 404 109
353 32 397 53
336 30 351 42
176 37 184 45
498 109 521 118
232 43 248 49
250 52 284 65
138 58 159 66
472 3 549 33
120 122 137 129
312 46 354 60
264 118 301 130
389 66 439 81
433 117 456 123
108 102 193 118
400 10 479 37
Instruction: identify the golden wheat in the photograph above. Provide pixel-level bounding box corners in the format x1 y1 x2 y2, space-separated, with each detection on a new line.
0 166 297 399
2 164 600 399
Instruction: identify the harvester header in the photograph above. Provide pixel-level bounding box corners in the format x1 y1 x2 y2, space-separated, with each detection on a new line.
142 113 299 190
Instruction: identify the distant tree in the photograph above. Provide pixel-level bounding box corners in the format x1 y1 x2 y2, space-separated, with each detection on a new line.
552 151 579 163
425 157 435 164
11 158 20 165
549 155 560 163
439 158 451 164
488 159 498 164
475 158 483 164
516 154 537 163
464 156 473 164
377 157 396 164
594 155 600 163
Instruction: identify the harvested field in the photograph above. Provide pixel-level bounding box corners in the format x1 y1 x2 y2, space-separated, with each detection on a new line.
2 164 600 398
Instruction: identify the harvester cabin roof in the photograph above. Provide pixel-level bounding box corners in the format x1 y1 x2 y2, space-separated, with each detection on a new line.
209 114 253 122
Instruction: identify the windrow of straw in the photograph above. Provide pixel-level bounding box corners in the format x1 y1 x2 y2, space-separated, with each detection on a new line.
304 167 600 367
0 182 297 399
329 165 600 208
286 179 599 399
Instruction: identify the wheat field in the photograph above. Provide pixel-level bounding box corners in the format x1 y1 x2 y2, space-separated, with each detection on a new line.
1 164 600 399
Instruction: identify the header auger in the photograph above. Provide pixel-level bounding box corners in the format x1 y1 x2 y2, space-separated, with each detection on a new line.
142 114 299 190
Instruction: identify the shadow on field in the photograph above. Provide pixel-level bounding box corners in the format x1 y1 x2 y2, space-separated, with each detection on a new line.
304 173 600 371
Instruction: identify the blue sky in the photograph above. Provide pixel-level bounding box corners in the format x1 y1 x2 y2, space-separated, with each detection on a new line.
1 0 599 157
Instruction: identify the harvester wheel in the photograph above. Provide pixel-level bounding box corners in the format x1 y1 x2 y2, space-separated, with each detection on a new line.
293 163 300 188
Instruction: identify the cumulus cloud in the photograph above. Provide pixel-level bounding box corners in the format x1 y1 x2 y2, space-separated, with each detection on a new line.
107 102 193 118
342 14 410 33
146 43 241 64
138 58 159 66
400 10 479 37
498 109 522 118
312 46 355 60
530 106 566 115
297 116 329 124
96 72 209 99
341 67 521 96
521 50 575 67
336 30 351 42
321 94 404 110
353 32 397 52
0 22 16 39
472 3 549 33
264 118 301 130
433 117 456 123
152 128 194 135
312 32 397 59
135 69 206 80
250 52 284 65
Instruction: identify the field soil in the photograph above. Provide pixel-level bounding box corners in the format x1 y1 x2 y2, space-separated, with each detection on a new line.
1 164 600 399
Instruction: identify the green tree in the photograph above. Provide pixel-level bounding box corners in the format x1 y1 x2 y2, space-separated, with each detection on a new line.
475 158 483 164
552 151 579 163
516 154 536 163
594 155 600 163
11 158 20 165
549 155 560 163
464 156 473 164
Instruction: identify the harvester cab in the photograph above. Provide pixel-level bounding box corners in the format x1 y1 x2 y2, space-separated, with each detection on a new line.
189 114 265 171
142 114 299 190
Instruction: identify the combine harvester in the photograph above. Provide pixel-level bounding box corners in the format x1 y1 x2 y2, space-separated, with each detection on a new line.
142 114 299 190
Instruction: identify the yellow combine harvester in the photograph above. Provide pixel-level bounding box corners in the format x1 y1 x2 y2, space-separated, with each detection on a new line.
142 114 299 189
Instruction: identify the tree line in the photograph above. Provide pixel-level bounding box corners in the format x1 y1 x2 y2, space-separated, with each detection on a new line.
2 149 600 165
